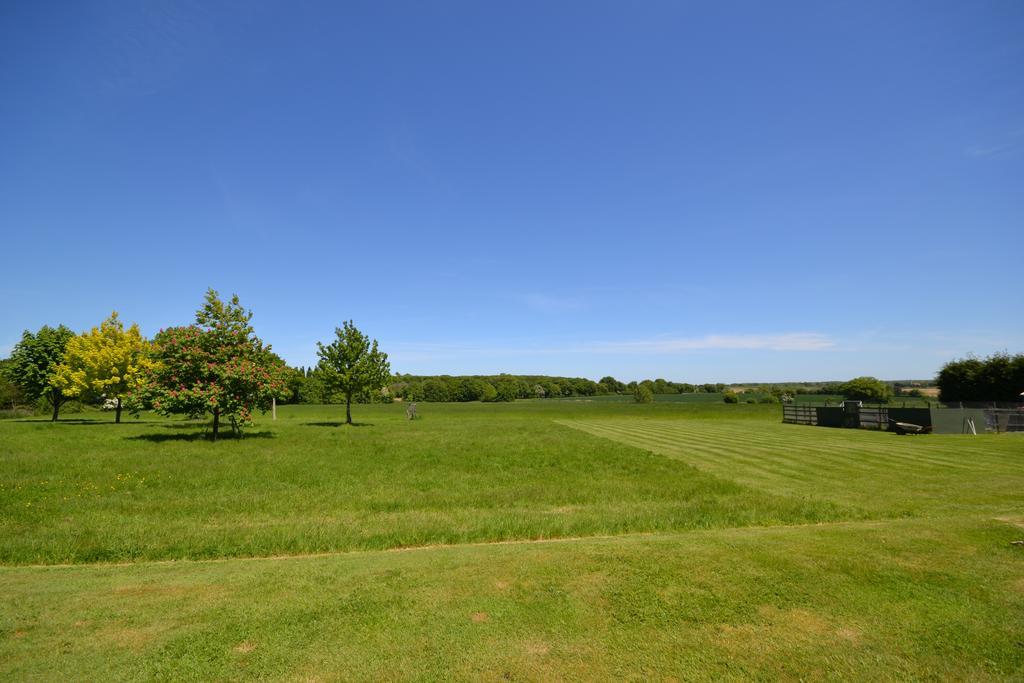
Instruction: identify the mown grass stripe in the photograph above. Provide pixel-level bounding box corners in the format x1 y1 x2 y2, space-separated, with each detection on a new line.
627 423 982 475
588 420 996 472
569 422 839 485
560 418 1024 516
574 420 898 476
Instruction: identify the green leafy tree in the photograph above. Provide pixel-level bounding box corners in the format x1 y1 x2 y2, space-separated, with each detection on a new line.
420 378 451 402
838 376 891 403
480 382 498 402
936 353 1024 403
542 381 562 398
142 289 289 440
0 359 25 409
4 325 75 420
316 321 391 424
494 380 518 402
722 391 739 404
282 366 306 404
454 378 483 402
633 384 654 403
515 379 532 398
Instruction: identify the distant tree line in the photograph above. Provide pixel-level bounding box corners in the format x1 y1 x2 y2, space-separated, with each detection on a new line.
276 373 735 405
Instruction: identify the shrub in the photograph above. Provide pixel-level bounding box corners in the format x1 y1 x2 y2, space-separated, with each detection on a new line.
838 376 891 403
633 384 654 403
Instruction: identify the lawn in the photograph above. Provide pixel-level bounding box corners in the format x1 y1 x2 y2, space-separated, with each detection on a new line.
1 400 1022 680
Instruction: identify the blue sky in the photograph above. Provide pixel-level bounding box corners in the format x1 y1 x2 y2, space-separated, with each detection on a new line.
1 1 1021 382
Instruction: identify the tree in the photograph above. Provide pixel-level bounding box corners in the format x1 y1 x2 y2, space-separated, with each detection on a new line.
838 376 891 403
937 352 1024 402
480 382 498 402
542 381 561 399
722 391 739 404
633 384 654 403
0 359 25 410
493 380 518 402
316 321 391 424
51 312 152 423
421 378 451 402
282 366 307 404
456 378 485 402
4 325 75 420
142 289 289 440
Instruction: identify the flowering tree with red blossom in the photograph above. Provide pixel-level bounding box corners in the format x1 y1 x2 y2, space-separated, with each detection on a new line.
141 289 289 440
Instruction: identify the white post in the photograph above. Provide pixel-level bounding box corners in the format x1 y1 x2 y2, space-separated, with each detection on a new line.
272 397 277 420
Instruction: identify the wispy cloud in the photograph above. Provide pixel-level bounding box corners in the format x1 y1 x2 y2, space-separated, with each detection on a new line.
387 332 836 362
966 129 1024 158
582 333 835 353
966 144 1014 158
520 293 588 315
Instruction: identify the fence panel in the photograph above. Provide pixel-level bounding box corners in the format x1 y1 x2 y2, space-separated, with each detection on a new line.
858 407 888 430
986 409 1024 433
782 404 817 425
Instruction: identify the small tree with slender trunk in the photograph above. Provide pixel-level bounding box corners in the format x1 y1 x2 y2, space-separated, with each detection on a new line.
51 312 153 423
4 325 75 421
141 289 288 440
316 321 390 425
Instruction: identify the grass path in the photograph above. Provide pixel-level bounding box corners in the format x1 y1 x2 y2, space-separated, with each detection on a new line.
6 516 916 571
2 515 1022 681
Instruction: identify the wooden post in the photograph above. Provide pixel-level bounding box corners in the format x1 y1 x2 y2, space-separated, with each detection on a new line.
272 397 277 420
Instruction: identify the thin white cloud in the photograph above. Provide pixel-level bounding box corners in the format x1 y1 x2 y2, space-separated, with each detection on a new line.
966 144 1014 158
582 333 835 353
966 129 1023 158
387 332 836 362
520 293 588 315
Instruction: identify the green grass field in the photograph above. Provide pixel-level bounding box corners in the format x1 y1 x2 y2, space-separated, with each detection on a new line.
2 401 1022 680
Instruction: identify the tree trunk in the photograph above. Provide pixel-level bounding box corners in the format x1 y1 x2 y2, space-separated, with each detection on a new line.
51 390 60 422
346 392 352 425
115 397 122 424
212 408 220 441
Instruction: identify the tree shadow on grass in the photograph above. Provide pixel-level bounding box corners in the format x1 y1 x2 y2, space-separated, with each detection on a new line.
303 421 375 427
160 422 212 429
126 431 276 443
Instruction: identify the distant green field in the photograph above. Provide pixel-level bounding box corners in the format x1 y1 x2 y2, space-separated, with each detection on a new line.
547 391 728 403
547 392 927 406
1 401 1022 680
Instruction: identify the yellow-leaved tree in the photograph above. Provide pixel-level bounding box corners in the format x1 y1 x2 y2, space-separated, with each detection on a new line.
52 312 153 423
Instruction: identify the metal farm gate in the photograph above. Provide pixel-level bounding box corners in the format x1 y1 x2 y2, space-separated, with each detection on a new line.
985 408 1024 433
